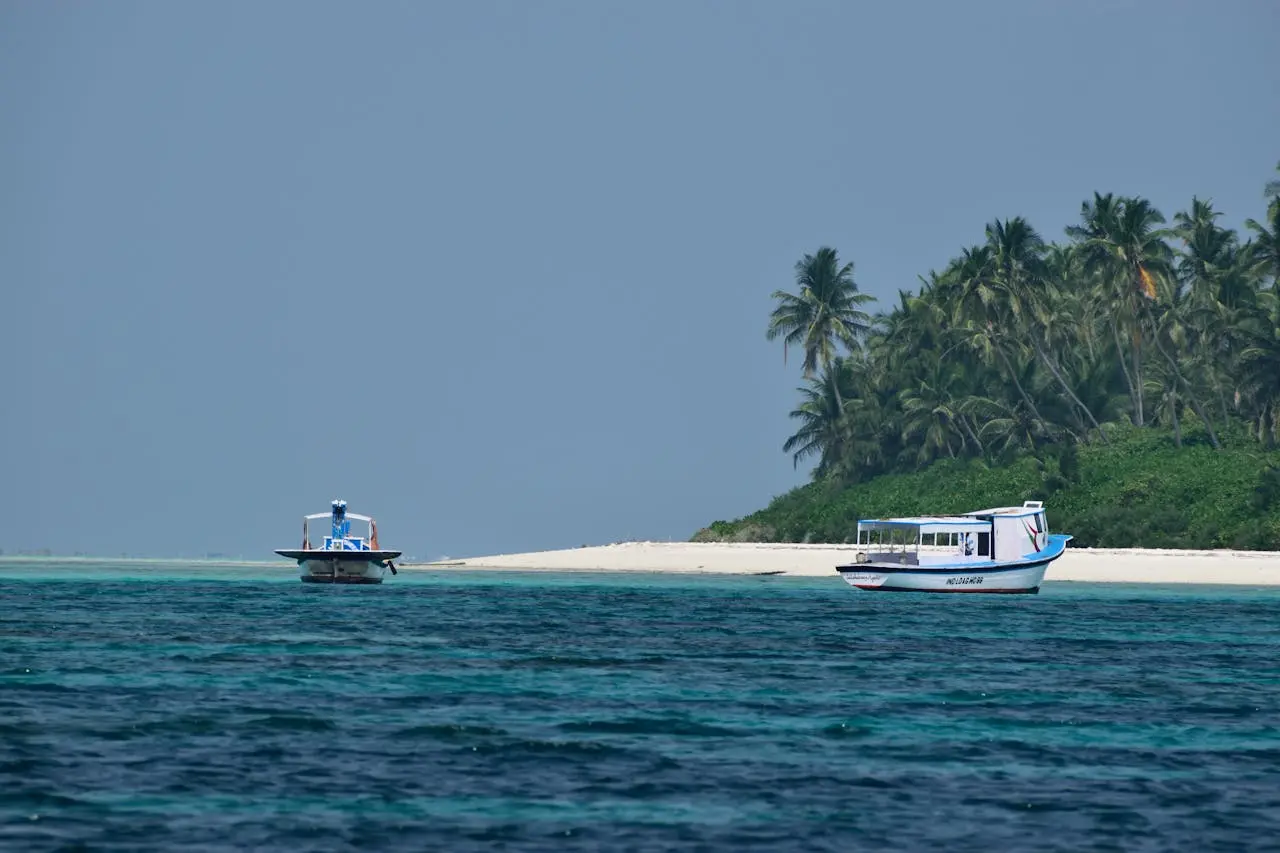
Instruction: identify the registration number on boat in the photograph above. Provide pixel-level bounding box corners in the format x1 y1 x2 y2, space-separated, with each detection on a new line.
946 576 984 586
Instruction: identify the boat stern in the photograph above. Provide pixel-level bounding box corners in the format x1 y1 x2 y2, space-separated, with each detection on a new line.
299 557 388 585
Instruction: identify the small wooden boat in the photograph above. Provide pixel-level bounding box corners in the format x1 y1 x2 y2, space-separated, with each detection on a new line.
275 500 402 584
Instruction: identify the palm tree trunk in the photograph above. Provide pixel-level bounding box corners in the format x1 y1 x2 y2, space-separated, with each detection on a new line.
1111 320 1143 426
1030 335 1110 445
1132 330 1145 428
827 359 845 413
1146 312 1220 449
1185 394 1221 449
1212 363 1231 426
960 415 985 454
1125 269 1150 428
1195 326 1231 428
1171 394 1182 448
993 344 1051 434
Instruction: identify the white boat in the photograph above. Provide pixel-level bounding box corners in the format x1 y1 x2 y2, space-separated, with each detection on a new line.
275 500 402 584
835 501 1071 594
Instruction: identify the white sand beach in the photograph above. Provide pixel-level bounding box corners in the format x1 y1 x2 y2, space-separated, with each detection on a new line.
411 541 1280 585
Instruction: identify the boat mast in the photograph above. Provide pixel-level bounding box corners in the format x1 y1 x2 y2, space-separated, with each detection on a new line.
331 499 349 547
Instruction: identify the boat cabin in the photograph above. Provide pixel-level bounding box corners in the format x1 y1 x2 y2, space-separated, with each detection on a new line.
855 501 1049 566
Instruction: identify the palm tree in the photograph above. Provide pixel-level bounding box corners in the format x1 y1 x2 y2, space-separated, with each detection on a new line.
986 218 1110 444
897 348 981 463
1066 193 1172 426
1264 160 1280 203
826 350 899 482
782 364 848 474
1174 198 1237 297
1173 197 1249 425
1066 194 1222 446
1070 351 1130 434
943 243 1057 439
1245 198 1280 290
1144 355 1187 448
1238 290 1280 447
767 172 1280 498
767 248 876 412
966 396 1053 459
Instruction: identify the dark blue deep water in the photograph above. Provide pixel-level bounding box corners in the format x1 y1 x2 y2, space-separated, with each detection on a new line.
3 561 1280 852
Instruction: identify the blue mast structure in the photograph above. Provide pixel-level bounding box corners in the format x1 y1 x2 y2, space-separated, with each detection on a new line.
331 499 350 548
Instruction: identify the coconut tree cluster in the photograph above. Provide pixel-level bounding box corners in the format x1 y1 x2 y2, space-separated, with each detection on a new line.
769 165 1280 482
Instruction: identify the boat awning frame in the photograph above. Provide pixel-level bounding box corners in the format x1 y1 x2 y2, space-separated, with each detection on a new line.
305 512 372 523
857 518 988 534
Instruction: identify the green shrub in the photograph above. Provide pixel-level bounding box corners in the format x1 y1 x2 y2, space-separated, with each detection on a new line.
697 428 1280 550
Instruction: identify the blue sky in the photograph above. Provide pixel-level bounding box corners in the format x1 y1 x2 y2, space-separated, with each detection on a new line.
2 1 1277 559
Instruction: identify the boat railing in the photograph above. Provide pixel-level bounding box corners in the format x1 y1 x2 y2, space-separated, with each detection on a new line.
866 549 920 566
321 535 372 551
857 525 987 566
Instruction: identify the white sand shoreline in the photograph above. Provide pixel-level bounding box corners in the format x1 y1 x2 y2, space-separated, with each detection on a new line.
409 541 1280 585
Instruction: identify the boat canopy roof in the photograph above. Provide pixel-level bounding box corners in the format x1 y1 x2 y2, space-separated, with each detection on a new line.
963 501 1045 518
858 502 1045 530
305 512 373 523
857 516 988 532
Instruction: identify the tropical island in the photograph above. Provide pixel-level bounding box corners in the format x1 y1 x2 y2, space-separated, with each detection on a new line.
697 164 1280 551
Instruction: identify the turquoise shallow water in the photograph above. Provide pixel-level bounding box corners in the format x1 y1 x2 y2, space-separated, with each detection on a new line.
2 560 1279 851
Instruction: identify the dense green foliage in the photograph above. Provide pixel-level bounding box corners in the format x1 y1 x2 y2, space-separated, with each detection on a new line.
703 164 1280 549
695 425 1280 548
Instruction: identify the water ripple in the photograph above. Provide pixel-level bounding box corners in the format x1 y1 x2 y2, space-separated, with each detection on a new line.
1 564 1279 851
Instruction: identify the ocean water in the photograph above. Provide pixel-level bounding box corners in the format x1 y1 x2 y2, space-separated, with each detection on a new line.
2 561 1279 852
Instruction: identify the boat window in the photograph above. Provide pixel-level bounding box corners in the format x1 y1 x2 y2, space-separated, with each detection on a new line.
977 531 990 557
886 527 915 551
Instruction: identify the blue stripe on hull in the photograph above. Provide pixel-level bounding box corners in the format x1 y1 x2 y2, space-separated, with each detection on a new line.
854 585 1040 594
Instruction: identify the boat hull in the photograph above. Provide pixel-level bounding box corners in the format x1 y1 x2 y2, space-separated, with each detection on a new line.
297 558 388 584
835 534 1071 594
275 550 402 585
836 562 1051 594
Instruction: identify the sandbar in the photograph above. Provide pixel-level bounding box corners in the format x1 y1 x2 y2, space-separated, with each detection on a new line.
410 541 1280 585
